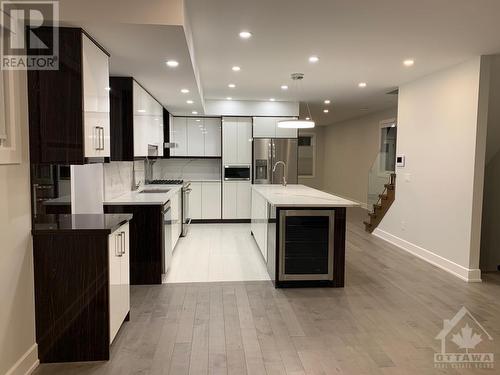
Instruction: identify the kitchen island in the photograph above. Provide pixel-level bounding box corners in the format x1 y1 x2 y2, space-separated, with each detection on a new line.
251 185 358 287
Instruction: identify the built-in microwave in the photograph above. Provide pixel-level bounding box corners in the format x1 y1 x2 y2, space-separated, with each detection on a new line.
224 165 251 181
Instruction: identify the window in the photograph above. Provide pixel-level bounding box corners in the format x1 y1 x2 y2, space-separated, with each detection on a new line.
298 134 315 177
0 70 22 164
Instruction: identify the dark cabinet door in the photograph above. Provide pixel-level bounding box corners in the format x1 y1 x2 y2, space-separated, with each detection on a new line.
28 27 84 164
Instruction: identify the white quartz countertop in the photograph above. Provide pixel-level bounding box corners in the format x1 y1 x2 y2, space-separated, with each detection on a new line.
103 185 182 206
252 184 359 207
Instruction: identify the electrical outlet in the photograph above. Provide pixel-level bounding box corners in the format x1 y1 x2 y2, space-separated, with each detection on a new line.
405 173 411 182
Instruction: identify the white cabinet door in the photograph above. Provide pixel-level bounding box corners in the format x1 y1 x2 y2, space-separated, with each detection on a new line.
83 111 110 158
82 34 109 113
251 189 268 261
275 117 298 138
204 118 221 157
171 117 187 156
82 34 110 158
190 182 203 220
202 182 221 219
187 118 205 156
109 223 130 344
171 190 182 250
222 117 238 165
236 181 252 219
253 117 276 138
222 181 238 219
238 118 253 164
118 223 130 324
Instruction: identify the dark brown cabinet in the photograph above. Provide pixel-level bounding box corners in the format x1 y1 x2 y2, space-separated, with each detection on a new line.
28 27 110 164
109 77 165 160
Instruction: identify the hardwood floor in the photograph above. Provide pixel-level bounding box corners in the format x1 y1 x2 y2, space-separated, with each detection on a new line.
33 208 500 374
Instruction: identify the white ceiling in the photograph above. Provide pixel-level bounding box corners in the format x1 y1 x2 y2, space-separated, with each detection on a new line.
185 0 500 124
67 23 205 115
59 0 500 124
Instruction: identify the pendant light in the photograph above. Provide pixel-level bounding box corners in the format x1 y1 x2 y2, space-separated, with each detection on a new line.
278 73 315 129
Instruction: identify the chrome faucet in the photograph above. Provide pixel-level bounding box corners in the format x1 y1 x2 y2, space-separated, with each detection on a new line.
273 161 287 186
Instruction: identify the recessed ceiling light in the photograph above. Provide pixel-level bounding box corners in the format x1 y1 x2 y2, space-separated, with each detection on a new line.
403 59 415 67
358 82 367 88
232 66 241 72
306 117 310 120
166 60 179 67
324 99 331 104
269 98 275 102
137 109 146 113
309 55 319 63
226 97 232 100
281 85 288 90
228 83 236 88
181 88 190 94
192 111 198 115
186 100 194 104
239 31 252 39
323 109 329 113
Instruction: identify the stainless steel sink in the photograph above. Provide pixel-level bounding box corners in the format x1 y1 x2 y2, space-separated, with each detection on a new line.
139 189 170 194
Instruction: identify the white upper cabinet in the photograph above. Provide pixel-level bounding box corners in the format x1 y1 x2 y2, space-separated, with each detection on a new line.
170 117 187 156
222 118 238 164
132 81 164 157
204 118 222 157
187 118 205 156
238 118 253 164
253 117 298 138
82 35 109 113
81 34 110 158
170 117 221 157
222 117 253 165
253 117 276 138
223 117 252 165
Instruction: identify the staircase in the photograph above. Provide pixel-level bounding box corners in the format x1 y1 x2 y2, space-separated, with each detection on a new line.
364 173 396 233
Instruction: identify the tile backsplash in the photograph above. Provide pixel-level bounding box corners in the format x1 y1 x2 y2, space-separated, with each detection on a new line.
153 159 221 181
103 159 220 201
103 161 145 201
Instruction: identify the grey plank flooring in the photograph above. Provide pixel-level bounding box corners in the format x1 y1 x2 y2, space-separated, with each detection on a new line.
33 208 500 375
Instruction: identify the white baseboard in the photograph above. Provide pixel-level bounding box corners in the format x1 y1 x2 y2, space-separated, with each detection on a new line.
372 228 482 282
5 344 39 375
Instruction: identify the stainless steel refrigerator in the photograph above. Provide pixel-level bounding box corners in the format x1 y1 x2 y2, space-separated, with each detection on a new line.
253 138 298 184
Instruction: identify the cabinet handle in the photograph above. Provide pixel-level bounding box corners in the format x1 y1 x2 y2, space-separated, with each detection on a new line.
115 234 120 257
94 127 99 150
99 127 105 150
121 231 126 255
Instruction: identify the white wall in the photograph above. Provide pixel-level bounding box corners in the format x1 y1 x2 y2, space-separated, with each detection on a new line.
204 100 299 117
321 108 398 207
375 58 487 282
0 72 38 374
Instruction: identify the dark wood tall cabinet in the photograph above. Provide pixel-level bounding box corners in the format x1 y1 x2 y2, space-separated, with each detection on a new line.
28 27 111 164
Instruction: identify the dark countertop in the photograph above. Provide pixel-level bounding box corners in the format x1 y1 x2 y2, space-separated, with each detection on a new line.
32 214 133 235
